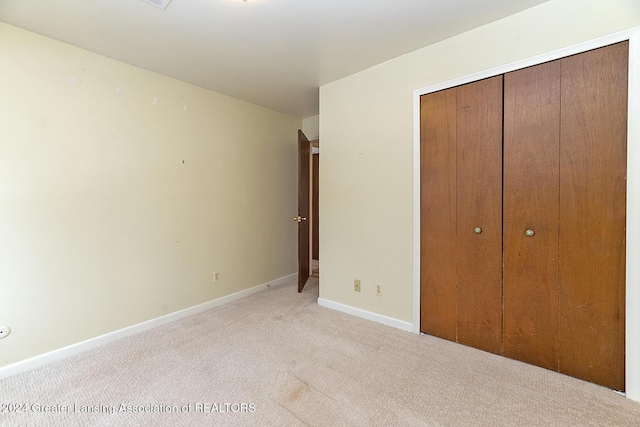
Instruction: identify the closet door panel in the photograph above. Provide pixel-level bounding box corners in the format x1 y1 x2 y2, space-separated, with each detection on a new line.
455 76 504 355
503 61 561 371
559 42 628 391
420 89 458 340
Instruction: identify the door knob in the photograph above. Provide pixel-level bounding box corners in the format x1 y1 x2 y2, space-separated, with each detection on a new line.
293 216 307 223
525 229 535 237
474 227 482 234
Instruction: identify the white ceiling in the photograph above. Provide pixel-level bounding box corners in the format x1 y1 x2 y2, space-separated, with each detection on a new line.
0 0 548 118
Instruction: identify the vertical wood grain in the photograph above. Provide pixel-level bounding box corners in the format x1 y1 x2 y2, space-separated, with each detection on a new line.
455 76 504 355
503 61 561 370
559 42 628 391
420 89 458 340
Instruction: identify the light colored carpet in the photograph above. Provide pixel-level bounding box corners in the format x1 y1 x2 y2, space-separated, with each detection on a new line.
1 277 640 426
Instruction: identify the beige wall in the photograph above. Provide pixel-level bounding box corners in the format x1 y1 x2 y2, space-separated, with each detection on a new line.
319 0 640 322
302 115 319 140
0 23 300 367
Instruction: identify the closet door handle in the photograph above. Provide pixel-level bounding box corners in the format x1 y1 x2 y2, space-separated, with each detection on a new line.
525 229 535 237
474 227 482 234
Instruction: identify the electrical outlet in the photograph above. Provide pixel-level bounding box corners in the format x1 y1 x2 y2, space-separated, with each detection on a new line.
213 271 220 283
375 283 383 297
0 326 11 339
354 279 361 292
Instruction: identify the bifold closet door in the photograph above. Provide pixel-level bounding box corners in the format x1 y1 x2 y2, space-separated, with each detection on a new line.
421 41 627 392
501 42 627 390
420 76 503 355
455 77 503 354
420 88 457 342
558 42 627 391
503 60 561 371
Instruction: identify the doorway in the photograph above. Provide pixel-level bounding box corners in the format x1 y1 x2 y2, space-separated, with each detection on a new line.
296 130 319 292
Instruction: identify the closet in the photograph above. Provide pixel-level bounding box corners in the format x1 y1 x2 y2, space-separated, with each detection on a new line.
420 41 627 391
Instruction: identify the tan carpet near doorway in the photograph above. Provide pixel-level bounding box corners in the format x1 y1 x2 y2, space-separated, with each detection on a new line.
1 277 639 426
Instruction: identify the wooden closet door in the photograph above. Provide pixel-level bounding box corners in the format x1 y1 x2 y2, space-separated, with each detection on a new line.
420 77 503 355
420 89 457 341
503 61 561 370
455 76 503 355
559 42 628 391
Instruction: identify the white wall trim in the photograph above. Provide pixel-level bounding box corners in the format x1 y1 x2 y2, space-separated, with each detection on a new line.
412 26 640 401
318 298 413 332
0 272 296 381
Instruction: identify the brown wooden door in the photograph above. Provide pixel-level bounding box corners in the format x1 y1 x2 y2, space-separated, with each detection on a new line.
420 88 458 341
420 42 627 391
558 42 627 391
297 130 311 292
503 60 561 370
420 76 503 355
455 76 504 355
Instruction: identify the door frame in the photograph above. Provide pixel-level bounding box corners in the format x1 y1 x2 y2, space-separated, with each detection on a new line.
297 130 311 292
412 26 640 400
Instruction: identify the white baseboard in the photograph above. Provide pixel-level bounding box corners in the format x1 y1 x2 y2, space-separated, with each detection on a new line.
317 298 413 332
0 272 296 381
